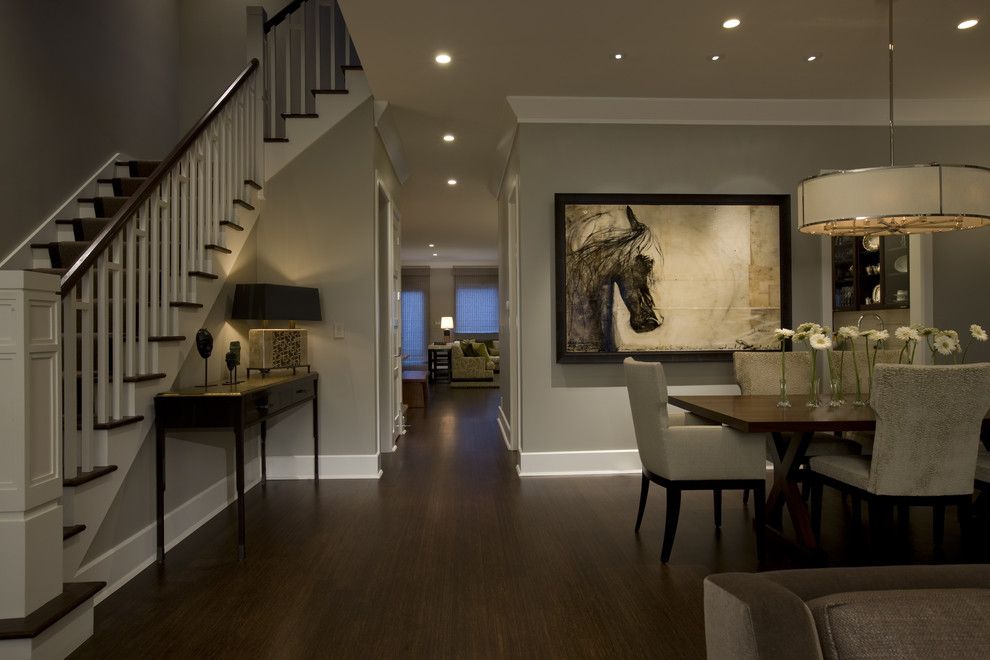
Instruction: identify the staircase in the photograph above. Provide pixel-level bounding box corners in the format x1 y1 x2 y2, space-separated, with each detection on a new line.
0 1 366 657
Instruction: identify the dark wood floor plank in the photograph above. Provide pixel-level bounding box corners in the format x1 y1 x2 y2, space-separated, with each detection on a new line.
70 388 990 659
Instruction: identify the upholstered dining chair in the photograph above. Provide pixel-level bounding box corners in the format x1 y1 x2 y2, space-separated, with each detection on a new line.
624 358 768 563
733 352 862 503
809 363 990 547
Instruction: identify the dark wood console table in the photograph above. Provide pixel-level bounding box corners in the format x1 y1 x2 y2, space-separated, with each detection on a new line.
154 372 319 563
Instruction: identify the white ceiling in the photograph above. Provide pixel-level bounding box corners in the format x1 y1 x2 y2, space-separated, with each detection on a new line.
339 0 990 265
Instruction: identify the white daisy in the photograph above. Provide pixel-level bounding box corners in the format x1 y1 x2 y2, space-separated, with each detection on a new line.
837 326 859 340
809 333 832 351
774 328 795 341
933 333 957 355
869 329 890 344
944 329 959 342
971 324 988 342
895 326 921 343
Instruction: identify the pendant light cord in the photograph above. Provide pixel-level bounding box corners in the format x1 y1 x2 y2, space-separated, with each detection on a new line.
888 0 895 166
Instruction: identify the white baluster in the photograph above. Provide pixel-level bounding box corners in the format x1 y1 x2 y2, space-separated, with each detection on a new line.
110 235 123 421
160 179 172 335
137 202 149 374
96 252 109 425
79 272 94 472
149 194 160 340
125 216 137 380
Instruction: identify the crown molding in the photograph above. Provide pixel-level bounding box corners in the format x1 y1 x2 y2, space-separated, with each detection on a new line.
507 96 990 126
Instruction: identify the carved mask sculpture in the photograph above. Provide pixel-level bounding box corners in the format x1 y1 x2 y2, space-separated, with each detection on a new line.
230 341 241 366
224 350 237 373
195 329 214 359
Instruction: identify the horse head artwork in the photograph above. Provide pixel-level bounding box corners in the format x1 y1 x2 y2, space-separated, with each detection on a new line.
565 205 663 353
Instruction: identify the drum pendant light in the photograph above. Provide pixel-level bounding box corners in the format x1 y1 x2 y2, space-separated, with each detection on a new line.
796 0 990 237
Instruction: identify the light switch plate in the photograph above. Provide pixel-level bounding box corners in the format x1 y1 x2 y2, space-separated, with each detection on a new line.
333 322 344 339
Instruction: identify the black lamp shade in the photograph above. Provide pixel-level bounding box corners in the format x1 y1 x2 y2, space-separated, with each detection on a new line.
230 284 322 322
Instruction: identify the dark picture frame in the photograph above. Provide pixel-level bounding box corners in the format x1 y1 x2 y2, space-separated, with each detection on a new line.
554 193 791 363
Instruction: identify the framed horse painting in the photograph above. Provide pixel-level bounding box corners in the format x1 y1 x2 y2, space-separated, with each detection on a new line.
555 193 791 363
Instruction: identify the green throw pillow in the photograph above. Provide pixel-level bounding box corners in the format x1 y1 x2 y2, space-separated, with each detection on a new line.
460 341 476 357
472 342 490 359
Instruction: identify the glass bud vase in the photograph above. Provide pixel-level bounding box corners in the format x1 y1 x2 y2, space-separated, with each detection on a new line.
829 377 845 407
806 373 822 408
777 380 791 408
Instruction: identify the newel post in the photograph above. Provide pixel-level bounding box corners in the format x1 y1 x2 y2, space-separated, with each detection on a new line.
247 6 268 184
0 271 62 619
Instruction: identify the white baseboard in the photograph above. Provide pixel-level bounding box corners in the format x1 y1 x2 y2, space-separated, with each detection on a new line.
497 405 511 451
266 454 382 479
75 460 262 605
518 449 641 476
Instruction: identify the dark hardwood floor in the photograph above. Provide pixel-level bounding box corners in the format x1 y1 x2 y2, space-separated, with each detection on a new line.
71 387 988 659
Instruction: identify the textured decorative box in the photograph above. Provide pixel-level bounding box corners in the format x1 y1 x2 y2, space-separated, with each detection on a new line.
248 328 308 370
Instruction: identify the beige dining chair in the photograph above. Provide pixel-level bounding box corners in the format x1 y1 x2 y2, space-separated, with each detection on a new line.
809 363 990 547
624 358 768 563
733 352 862 503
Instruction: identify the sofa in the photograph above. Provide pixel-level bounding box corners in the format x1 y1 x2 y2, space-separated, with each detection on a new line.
705 564 990 659
450 341 497 387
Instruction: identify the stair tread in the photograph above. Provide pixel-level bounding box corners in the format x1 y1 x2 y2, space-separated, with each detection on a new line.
63 524 86 541
0 581 105 640
244 179 262 190
75 371 167 383
205 244 232 254
342 64 363 71
170 301 203 308
264 137 289 143
232 199 255 211
311 88 349 95
63 465 117 487
117 160 160 177
189 270 219 279
220 220 244 231
282 112 319 119
149 335 186 342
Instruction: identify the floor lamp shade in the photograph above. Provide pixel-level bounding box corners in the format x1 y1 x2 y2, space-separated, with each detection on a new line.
797 164 990 236
230 284 322 371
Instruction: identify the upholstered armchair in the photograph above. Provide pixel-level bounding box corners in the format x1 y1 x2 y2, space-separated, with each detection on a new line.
450 343 494 383
809 363 990 545
624 358 768 563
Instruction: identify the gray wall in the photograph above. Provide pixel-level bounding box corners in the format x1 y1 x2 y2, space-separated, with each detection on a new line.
256 99 379 457
0 0 180 258
176 0 284 128
497 137 519 425
428 267 455 343
515 122 990 454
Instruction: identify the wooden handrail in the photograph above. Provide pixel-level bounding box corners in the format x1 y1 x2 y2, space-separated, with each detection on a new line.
60 59 259 294
264 0 306 33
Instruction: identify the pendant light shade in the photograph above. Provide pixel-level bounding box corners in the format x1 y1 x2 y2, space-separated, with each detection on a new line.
796 0 990 237
797 164 990 236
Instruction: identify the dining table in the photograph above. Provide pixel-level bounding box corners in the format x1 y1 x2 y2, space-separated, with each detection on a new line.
667 394 990 552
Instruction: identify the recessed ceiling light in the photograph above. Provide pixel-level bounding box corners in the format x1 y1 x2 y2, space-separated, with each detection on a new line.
711 54 721 61
957 18 979 30
442 134 455 142
428 243 435 248
432 252 438 257
806 55 818 62
613 53 623 60
435 52 452 64
722 18 741 29
447 178 457 186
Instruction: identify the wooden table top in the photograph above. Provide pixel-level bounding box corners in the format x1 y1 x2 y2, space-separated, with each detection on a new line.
669 395 990 434
158 371 316 398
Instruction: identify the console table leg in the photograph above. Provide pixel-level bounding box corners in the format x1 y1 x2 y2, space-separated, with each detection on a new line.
313 380 320 481
156 423 166 563
260 420 267 485
235 427 246 561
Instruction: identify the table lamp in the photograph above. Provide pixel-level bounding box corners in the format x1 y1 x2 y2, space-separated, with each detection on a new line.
230 283 322 374
440 316 454 341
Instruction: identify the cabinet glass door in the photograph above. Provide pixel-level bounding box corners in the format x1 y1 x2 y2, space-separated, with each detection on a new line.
883 235 910 307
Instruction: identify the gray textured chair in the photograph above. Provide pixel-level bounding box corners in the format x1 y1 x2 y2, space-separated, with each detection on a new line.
831 348 901 455
733 352 861 503
809 363 990 545
977 450 990 487
705 564 990 660
624 358 767 562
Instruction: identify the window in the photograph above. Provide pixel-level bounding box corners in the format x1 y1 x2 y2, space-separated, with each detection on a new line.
455 274 499 335
401 290 427 365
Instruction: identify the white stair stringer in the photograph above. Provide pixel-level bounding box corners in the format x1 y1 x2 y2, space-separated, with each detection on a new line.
61 192 263 583
264 69 370 181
